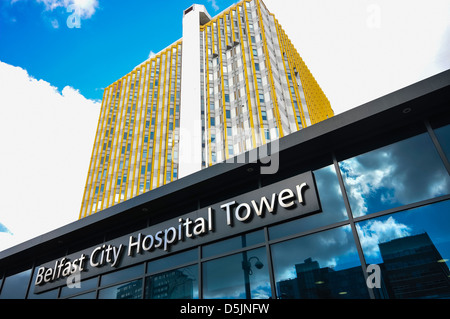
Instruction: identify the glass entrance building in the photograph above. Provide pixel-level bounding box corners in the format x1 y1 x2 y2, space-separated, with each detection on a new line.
0 70 449 300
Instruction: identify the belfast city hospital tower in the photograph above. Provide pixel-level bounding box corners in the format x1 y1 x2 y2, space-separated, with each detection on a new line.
79 0 334 219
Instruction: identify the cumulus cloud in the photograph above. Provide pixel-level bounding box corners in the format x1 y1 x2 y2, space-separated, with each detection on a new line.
272 226 358 283
0 61 100 252
357 217 412 259
340 134 450 217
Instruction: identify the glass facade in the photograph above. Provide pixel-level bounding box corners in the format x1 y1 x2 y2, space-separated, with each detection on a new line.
271 226 369 299
1 120 449 299
339 131 450 218
357 200 450 299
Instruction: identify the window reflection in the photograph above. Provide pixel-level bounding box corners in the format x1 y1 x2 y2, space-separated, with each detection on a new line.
271 226 369 299
339 132 450 217
357 200 450 299
147 249 197 274
269 165 348 240
98 279 143 299
100 264 144 287
145 265 198 299
203 247 271 299
60 276 98 298
0 269 32 299
202 230 265 258
69 291 96 299
434 124 450 161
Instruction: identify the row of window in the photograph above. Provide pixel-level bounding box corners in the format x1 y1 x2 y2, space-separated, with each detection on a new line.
201 1 284 165
80 43 183 217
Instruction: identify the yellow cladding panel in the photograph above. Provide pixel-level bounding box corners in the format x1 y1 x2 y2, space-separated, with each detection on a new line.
79 42 183 219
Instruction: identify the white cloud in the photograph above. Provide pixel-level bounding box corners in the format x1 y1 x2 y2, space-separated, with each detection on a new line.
357 217 412 258
36 0 99 19
0 61 100 252
339 135 450 217
208 0 219 11
263 0 450 115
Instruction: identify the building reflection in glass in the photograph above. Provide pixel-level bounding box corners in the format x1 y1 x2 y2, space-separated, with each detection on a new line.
358 200 450 299
277 258 368 299
115 279 143 299
271 226 370 299
145 266 198 299
376 233 450 299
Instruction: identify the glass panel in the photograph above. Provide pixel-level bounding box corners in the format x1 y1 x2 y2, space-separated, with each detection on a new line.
69 291 97 299
339 132 450 217
27 288 59 299
100 264 144 287
202 230 265 258
269 165 348 240
147 249 197 274
271 226 369 299
60 276 98 298
0 269 32 299
98 279 143 299
145 265 198 299
434 124 450 161
202 247 271 299
357 200 450 299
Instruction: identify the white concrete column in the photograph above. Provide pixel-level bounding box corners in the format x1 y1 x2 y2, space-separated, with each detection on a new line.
179 4 211 179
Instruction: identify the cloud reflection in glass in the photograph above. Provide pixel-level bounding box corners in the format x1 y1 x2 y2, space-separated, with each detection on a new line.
339 132 450 217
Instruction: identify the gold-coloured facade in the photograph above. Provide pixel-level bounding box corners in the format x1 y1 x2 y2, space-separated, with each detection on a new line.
79 0 333 219
79 41 183 218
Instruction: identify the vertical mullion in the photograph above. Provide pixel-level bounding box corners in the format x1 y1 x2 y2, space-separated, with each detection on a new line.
111 77 128 205
244 2 266 145
237 4 257 149
332 152 375 299
217 16 229 160
146 60 157 191
205 28 213 167
264 226 277 299
170 42 181 181
131 66 146 196
123 70 139 201
150 57 162 190
142 60 155 192
118 74 133 203
425 119 450 175
136 62 151 195
157 51 169 188
163 46 175 185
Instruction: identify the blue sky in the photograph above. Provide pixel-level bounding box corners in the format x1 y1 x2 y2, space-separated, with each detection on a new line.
0 0 449 252
0 0 236 101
